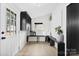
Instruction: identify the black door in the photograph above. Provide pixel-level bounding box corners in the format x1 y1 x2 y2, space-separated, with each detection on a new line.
67 3 79 56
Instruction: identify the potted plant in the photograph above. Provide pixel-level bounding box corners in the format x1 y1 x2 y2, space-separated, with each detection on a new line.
55 26 63 35
55 26 64 42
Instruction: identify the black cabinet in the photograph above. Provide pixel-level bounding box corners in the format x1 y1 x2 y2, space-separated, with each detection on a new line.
67 3 79 55
58 42 65 56
20 11 31 30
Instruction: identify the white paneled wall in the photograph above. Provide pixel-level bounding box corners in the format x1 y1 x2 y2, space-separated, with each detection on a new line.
28 37 37 41
39 37 45 41
50 5 66 43
0 3 27 56
19 31 27 50
50 9 62 40
0 31 27 56
28 37 45 42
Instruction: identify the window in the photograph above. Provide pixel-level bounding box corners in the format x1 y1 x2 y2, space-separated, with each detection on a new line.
6 8 16 35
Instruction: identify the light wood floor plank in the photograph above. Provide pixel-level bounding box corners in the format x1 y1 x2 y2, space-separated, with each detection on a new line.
16 42 57 56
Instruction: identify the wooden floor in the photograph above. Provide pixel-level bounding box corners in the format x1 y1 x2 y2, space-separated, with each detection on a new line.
16 42 57 56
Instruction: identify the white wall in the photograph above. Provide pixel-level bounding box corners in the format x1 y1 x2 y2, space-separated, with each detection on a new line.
0 3 1 55
0 3 27 56
32 14 51 35
50 5 66 43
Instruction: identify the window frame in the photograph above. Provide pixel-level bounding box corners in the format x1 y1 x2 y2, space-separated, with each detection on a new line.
6 8 16 34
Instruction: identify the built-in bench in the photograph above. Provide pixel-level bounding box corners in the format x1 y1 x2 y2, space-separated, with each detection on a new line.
27 35 46 42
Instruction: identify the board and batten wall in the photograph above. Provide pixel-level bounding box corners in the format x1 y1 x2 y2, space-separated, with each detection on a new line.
0 3 27 56
50 5 66 43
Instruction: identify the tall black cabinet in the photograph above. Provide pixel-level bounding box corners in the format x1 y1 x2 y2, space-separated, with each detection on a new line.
67 3 79 55
20 11 31 30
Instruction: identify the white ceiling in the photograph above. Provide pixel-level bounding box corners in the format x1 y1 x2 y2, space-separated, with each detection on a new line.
15 3 68 18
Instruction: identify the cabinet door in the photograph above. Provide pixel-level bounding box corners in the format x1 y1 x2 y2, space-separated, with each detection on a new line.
67 3 79 55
